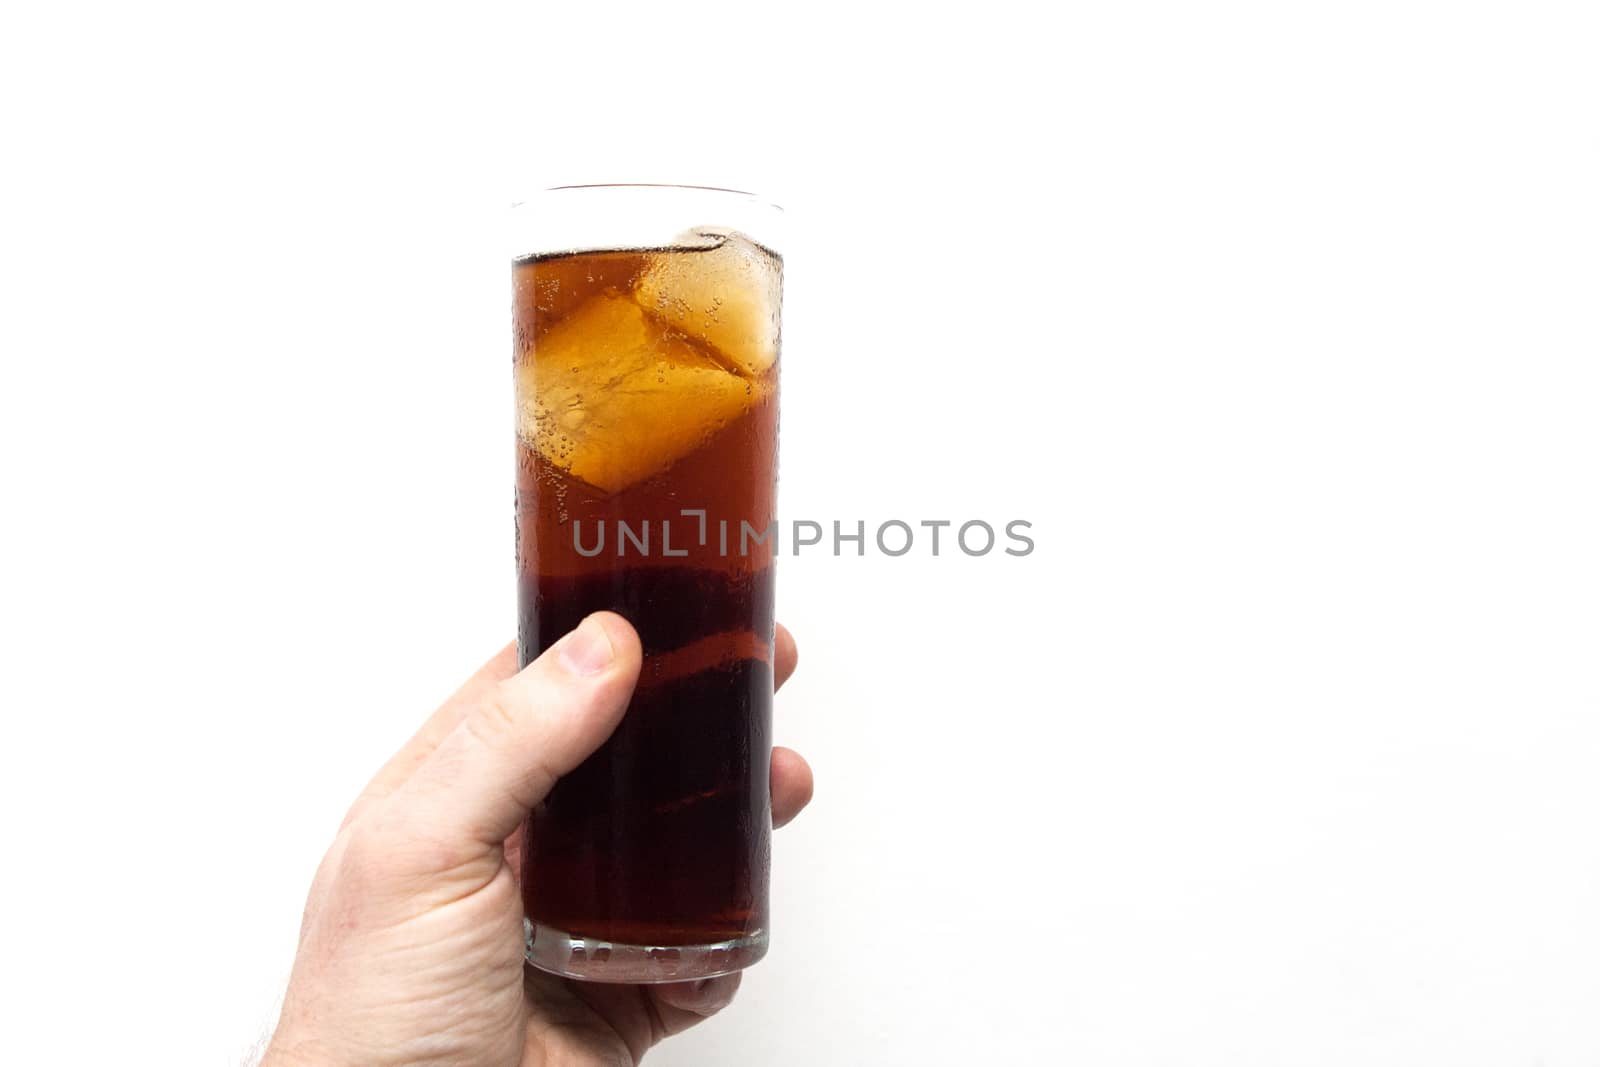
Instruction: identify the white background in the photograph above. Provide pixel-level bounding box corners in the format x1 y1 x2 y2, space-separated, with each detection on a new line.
3 2 1599 1064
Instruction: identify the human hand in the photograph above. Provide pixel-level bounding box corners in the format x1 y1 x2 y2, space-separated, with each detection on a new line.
263 613 812 1067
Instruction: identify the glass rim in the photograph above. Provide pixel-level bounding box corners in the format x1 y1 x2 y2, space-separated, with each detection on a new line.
512 183 783 213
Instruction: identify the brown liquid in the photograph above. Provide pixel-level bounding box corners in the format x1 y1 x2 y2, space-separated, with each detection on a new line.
514 237 779 947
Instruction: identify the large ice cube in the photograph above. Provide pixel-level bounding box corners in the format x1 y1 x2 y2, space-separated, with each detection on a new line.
632 230 781 378
514 251 648 350
517 293 764 494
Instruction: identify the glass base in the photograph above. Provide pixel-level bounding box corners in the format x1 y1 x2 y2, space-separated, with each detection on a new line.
524 917 767 984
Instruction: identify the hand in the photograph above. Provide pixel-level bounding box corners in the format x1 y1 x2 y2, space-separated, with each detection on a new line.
263 613 812 1067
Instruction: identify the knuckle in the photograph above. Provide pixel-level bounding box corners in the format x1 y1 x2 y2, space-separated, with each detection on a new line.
705 972 741 1013
472 681 527 742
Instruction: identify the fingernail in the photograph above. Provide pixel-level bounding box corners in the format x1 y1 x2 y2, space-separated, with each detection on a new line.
558 616 615 676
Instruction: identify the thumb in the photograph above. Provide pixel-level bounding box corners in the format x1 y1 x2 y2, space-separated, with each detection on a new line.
381 612 641 865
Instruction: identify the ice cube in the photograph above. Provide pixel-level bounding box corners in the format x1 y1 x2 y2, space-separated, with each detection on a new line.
517 292 764 494
632 230 781 378
513 251 648 350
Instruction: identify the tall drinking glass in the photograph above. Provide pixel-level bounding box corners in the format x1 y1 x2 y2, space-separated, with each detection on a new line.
511 185 782 983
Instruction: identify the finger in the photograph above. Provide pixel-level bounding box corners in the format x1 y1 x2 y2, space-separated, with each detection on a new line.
774 623 798 691
343 641 519 828
384 612 642 859
771 746 814 829
566 973 742 1050
652 973 742 1020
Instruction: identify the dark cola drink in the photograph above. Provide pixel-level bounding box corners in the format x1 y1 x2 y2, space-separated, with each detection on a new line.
513 209 780 983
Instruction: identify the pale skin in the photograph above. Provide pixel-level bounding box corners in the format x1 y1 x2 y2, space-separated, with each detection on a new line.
264 613 813 1067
